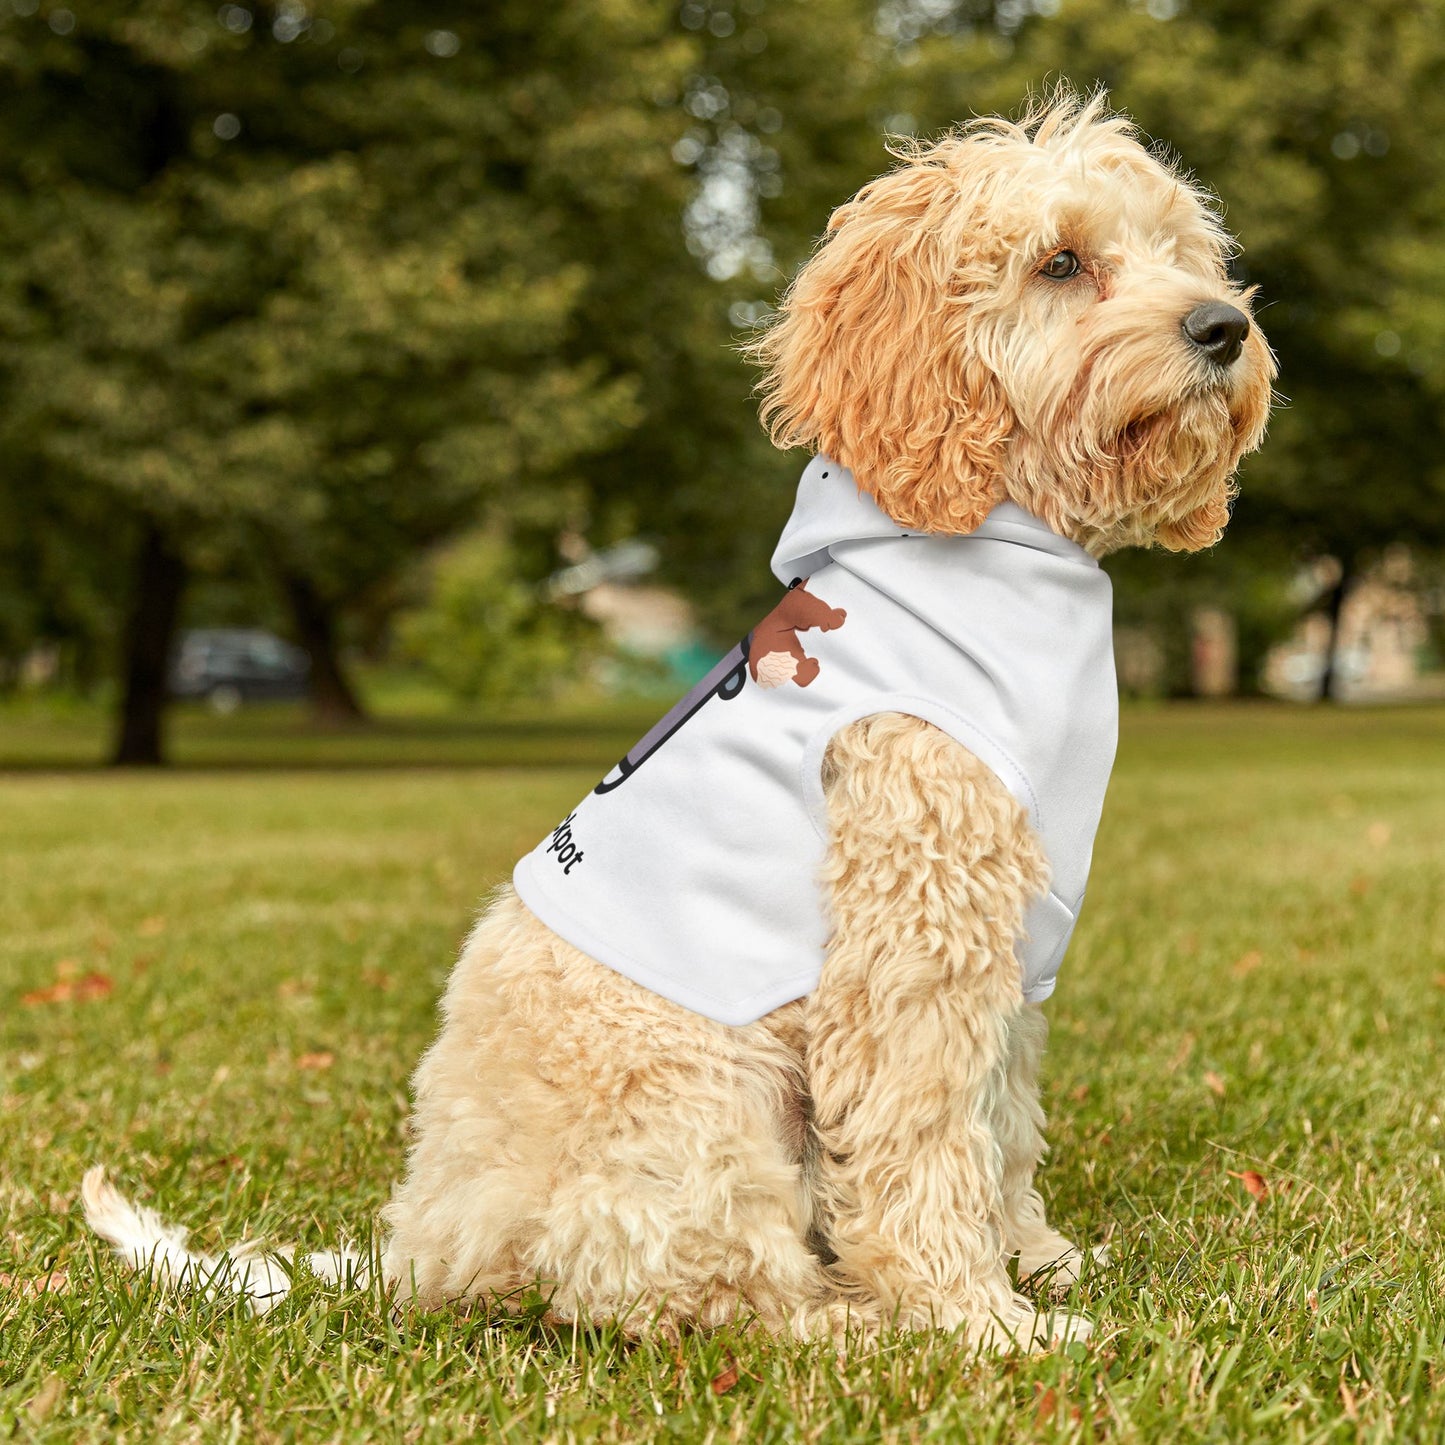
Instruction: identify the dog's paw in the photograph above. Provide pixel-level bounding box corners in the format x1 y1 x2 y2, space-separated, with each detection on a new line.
972 1295 1093 1353
1018 1240 1110 1293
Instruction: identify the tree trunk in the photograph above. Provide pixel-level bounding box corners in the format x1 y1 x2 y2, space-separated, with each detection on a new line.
281 571 366 725
1317 555 1355 703
112 524 187 766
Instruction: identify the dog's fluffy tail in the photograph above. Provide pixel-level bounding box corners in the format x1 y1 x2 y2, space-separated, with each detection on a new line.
81 1165 368 1315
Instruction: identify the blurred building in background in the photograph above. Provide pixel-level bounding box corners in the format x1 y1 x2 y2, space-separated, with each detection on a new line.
1262 549 1441 702
548 540 716 690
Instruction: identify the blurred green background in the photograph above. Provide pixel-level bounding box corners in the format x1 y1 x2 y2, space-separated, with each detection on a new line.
2 0 1444 765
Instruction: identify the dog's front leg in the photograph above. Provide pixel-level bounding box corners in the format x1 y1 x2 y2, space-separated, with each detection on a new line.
994 1005 1101 1290
806 713 1089 1350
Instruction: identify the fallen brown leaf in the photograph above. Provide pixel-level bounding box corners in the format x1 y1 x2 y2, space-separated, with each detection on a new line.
1349 875 1372 898
1070 1083 1090 1103
295 1051 334 1071
1228 1169 1268 1201
1204 1070 1227 1098
361 969 394 992
21 972 113 1007
138 915 167 937
1434 973 1445 990
1034 1385 1058 1425
711 1358 740 1396
0 1268 70 1299
1232 950 1263 977
21 983 68 1006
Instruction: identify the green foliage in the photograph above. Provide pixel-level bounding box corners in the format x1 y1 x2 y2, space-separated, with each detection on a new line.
0 460 131 688
395 533 600 705
0 0 895 691
3 703 1445 1438
0 0 711 692
4 0 1445 707
572 0 890 641
0 2 685 568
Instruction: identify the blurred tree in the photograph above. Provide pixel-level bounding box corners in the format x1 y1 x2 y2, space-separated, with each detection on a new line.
1106 538 1301 696
395 531 600 705
0 0 908 752
0 452 129 694
0 0 692 758
7 0 1442 742
571 0 891 640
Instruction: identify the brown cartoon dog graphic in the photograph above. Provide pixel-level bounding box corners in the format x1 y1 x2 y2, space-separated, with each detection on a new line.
748 581 847 689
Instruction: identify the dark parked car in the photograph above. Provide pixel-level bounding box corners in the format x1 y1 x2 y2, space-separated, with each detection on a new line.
170 629 310 712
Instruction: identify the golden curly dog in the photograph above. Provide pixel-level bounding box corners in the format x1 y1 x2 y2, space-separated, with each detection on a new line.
85 91 1274 1351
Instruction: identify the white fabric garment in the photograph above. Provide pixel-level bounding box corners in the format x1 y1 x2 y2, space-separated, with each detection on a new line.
513 455 1119 1026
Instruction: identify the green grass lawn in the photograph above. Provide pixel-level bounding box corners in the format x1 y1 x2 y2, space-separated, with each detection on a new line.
2 702 1443 1442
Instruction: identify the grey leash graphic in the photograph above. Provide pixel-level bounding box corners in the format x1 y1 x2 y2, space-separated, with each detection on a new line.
593 636 751 795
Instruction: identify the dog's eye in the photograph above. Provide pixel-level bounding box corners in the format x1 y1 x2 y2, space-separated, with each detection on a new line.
1040 250 1081 280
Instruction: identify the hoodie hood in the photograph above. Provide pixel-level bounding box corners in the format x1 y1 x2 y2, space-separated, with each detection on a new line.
771 455 1098 584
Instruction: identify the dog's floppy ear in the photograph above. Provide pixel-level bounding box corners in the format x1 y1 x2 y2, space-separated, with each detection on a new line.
748 150 1012 534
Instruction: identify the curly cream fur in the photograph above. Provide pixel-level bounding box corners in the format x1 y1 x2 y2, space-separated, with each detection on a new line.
804 714 1086 1342
86 89 1272 1353
381 893 828 1336
381 717 1086 1349
748 89 1274 554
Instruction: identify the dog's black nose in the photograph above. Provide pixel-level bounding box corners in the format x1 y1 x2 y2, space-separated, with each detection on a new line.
1182 302 1250 367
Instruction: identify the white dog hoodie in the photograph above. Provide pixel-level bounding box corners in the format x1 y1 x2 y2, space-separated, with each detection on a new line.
513 455 1118 1026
